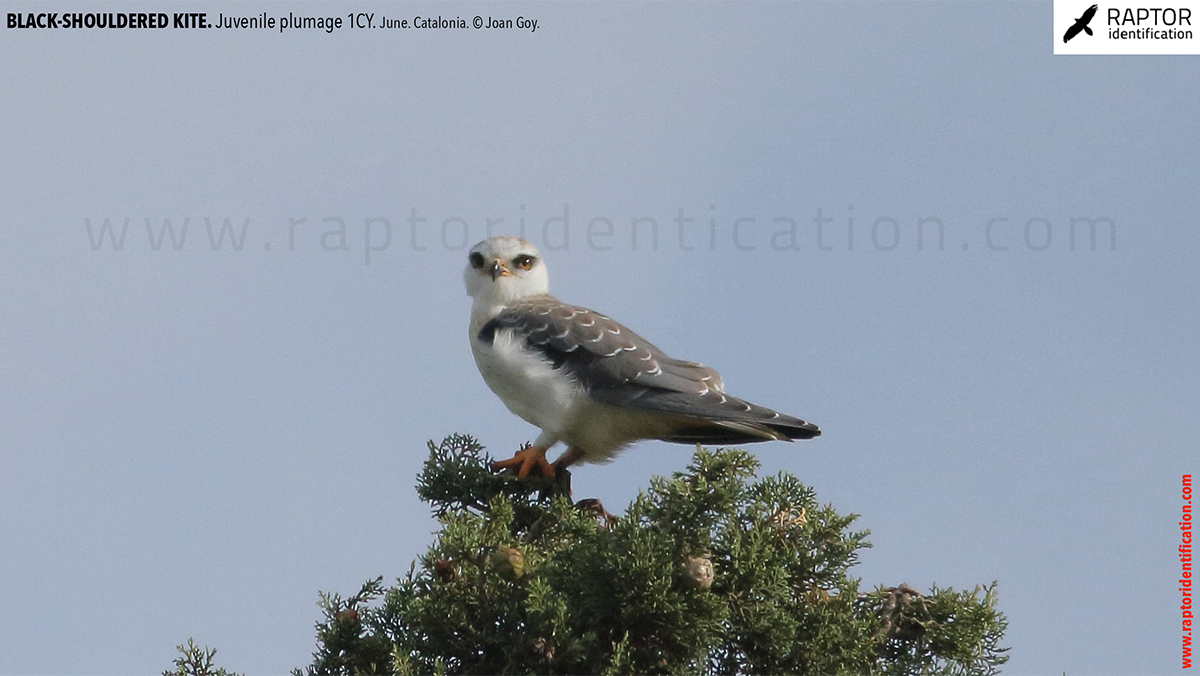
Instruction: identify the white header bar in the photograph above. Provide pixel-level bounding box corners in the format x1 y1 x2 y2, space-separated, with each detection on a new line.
1055 1 1200 54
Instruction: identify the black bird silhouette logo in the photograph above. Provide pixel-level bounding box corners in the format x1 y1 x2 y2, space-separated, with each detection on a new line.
1064 4 1099 42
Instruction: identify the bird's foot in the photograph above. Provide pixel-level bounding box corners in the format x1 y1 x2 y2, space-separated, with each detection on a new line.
543 447 585 497
552 446 585 474
490 443 555 480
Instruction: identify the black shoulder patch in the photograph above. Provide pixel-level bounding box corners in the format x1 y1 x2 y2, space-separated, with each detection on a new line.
478 311 602 383
478 317 504 345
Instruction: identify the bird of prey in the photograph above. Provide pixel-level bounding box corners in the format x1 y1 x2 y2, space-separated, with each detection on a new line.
1063 4 1098 42
464 236 819 479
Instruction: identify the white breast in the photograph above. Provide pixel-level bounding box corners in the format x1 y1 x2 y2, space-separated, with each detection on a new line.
470 326 584 442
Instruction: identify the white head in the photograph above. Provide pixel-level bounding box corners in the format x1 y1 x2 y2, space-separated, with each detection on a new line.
463 236 550 305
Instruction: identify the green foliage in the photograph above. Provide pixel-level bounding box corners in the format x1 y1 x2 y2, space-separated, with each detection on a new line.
293 435 1009 675
294 578 396 675
163 638 242 676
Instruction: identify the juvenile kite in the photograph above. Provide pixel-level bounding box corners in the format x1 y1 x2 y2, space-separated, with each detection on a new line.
465 236 819 479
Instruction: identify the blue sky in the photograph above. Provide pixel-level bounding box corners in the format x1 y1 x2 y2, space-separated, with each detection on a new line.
1 1 1197 673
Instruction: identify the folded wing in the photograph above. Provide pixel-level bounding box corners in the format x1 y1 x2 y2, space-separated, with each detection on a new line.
479 296 820 444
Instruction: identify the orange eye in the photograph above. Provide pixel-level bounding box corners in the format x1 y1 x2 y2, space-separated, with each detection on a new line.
514 255 535 271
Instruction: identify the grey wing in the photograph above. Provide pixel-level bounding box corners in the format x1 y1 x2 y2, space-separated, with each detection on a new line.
479 296 820 443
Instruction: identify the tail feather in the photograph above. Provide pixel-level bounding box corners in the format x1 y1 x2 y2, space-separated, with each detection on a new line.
662 416 820 445
593 385 821 444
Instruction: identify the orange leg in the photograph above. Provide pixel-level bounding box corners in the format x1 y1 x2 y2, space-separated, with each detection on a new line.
552 446 586 474
490 443 555 479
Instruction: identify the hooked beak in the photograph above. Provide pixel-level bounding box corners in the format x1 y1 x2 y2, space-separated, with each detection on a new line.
490 260 513 280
